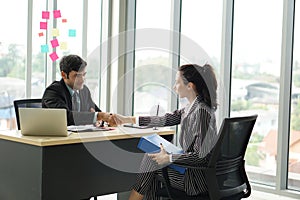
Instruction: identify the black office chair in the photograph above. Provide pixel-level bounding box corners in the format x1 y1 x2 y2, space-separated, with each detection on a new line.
155 115 258 200
13 98 42 130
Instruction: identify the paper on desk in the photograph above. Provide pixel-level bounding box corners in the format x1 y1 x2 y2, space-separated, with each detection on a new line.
67 124 113 132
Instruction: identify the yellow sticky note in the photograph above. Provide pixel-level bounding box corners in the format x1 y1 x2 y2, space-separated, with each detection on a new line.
52 28 60 37
60 42 68 50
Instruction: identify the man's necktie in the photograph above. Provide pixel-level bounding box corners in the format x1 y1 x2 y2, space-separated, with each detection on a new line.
72 92 80 112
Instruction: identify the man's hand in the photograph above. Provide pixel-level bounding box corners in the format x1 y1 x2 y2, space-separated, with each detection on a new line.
97 112 117 127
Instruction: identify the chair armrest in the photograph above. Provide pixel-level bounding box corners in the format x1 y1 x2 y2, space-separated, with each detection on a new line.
155 166 174 199
170 162 211 170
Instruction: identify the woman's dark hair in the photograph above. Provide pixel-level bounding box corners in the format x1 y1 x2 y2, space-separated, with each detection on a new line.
59 54 87 77
179 64 218 109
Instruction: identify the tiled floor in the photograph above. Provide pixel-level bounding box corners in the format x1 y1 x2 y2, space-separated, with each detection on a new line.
94 190 300 200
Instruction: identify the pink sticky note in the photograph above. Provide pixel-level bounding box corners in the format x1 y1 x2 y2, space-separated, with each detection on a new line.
49 52 59 61
50 39 59 48
40 22 48 30
38 32 44 37
53 10 61 18
42 11 50 19
62 18 67 23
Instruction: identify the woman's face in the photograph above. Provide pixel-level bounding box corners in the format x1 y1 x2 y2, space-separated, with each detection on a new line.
173 71 189 98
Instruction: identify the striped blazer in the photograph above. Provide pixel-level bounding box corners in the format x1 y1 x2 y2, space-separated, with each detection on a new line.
139 95 218 195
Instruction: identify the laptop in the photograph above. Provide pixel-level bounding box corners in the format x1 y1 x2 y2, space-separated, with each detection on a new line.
19 108 70 137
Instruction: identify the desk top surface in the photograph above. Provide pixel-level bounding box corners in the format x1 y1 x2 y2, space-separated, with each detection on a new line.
0 126 175 147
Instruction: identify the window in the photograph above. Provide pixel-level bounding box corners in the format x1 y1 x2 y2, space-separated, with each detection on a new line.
56 0 83 77
289 0 300 191
86 0 102 105
134 0 173 116
181 0 222 69
32 0 47 99
181 0 223 114
231 0 283 187
0 0 27 130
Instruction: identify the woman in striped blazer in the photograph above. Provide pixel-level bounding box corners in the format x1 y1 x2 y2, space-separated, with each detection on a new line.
114 64 218 200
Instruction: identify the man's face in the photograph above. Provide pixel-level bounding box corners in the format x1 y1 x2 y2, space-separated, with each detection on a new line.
62 68 87 90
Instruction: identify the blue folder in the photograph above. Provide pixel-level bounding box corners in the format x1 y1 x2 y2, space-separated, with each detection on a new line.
137 134 186 174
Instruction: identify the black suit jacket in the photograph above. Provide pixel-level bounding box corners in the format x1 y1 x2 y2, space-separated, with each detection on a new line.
42 79 101 125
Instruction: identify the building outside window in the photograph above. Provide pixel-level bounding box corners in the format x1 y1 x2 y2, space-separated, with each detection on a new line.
289 0 300 191
231 0 283 187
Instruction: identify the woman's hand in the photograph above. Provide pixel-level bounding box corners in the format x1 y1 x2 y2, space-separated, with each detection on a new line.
113 114 136 125
148 144 170 165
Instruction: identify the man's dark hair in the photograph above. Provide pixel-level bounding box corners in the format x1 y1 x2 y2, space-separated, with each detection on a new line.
59 54 87 77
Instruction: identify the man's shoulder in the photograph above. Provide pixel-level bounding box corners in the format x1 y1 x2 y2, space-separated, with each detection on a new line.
46 80 64 89
42 80 68 100
82 84 91 91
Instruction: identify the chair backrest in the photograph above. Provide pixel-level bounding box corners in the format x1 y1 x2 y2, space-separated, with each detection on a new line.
206 114 258 199
155 115 258 200
13 99 42 130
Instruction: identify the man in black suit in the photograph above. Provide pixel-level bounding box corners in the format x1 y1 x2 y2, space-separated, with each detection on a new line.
42 54 114 126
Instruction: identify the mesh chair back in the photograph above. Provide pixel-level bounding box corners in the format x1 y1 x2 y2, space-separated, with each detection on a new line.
13 99 42 130
155 115 258 200
209 115 258 199
220 116 257 159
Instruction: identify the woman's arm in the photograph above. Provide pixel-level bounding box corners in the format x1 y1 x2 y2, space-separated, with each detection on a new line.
170 107 217 167
114 108 183 127
139 109 183 127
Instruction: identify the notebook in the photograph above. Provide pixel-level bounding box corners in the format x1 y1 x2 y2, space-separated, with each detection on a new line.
67 124 115 132
137 134 186 174
123 123 150 129
19 108 71 137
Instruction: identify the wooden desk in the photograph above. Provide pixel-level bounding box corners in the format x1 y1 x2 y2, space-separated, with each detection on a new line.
0 127 174 200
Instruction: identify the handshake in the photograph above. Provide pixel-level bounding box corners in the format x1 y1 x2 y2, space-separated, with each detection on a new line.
96 112 136 127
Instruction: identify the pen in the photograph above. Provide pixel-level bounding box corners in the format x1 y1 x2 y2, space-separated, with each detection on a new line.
153 104 159 130
100 120 105 127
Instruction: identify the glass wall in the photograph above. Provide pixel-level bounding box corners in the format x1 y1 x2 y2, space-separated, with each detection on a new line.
32 0 47 99
181 0 222 68
86 0 102 105
289 0 300 191
181 0 223 113
56 0 83 77
134 0 173 116
230 0 283 186
0 0 27 130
